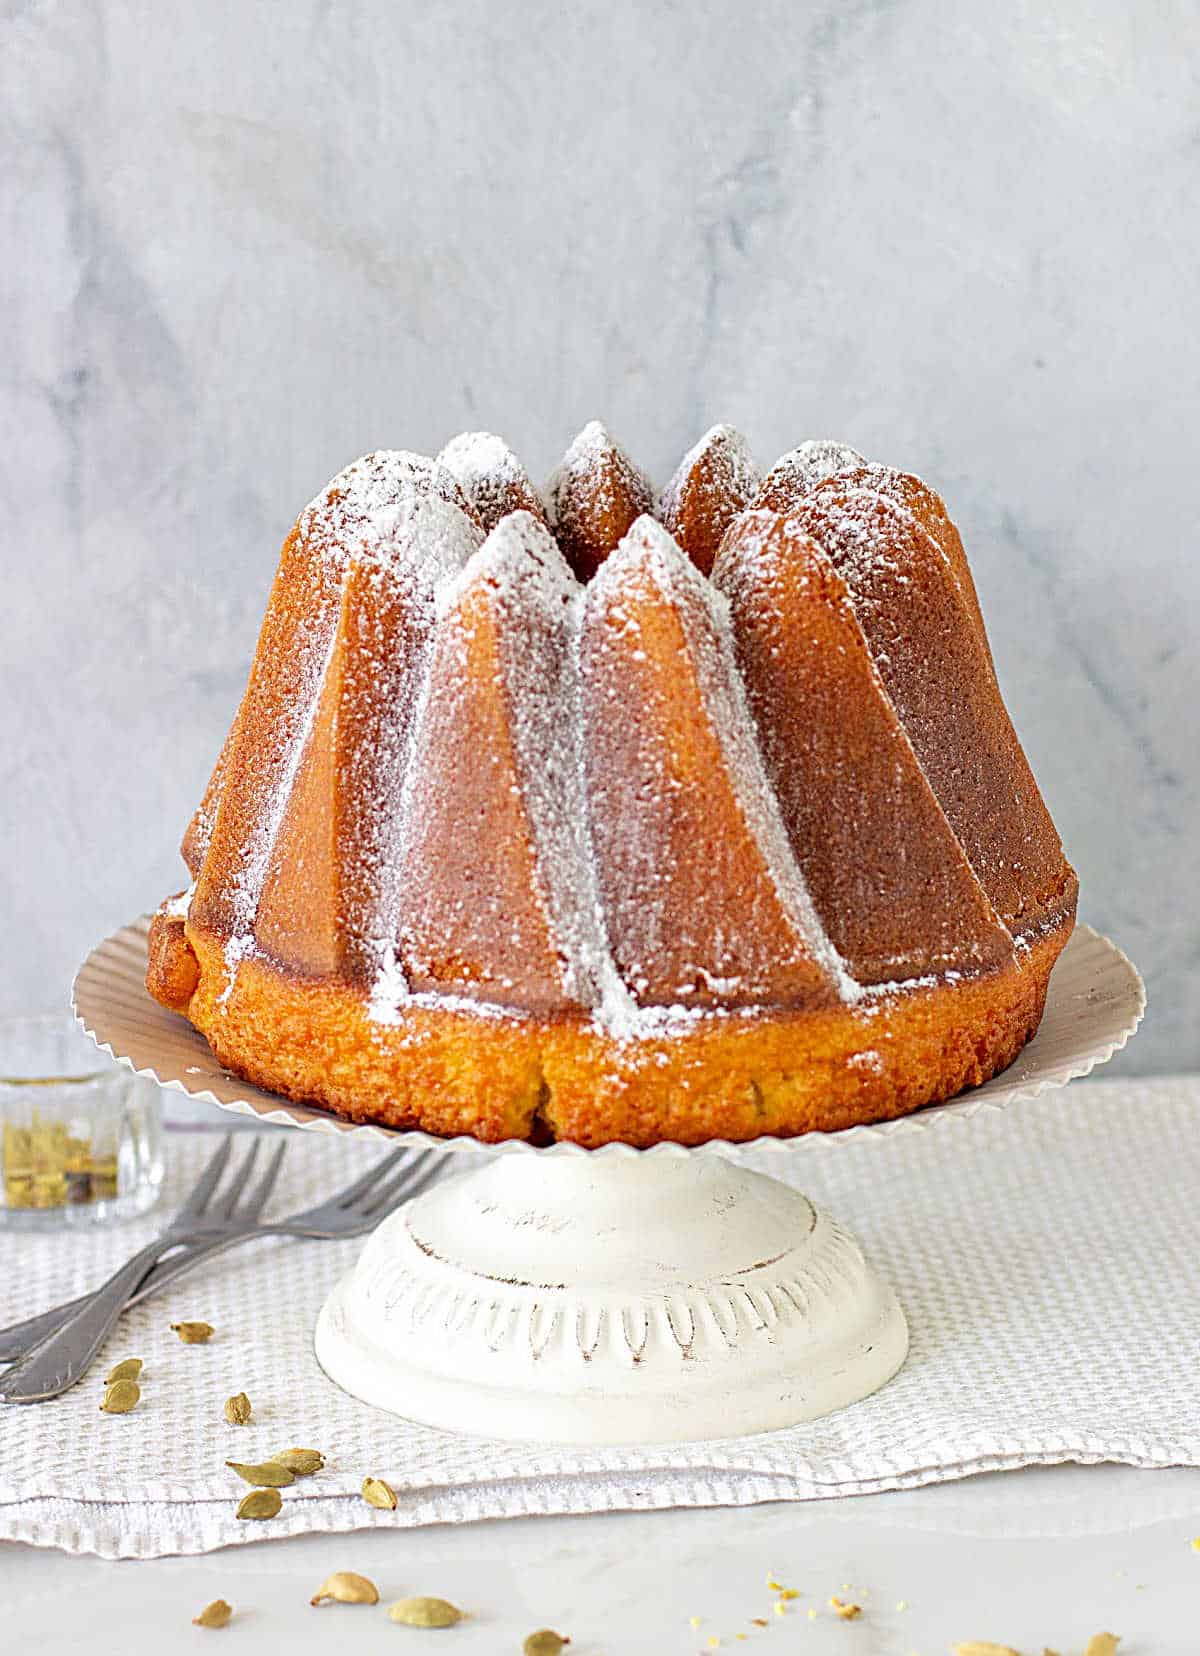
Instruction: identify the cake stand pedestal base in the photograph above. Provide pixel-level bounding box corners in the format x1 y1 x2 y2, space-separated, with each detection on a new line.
314 1151 907 1445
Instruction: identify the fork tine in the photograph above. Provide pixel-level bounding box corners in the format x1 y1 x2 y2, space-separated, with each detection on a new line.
360 1152 442 1216
383 1159 443 1209
228 1140 287 1223
209 1137 261 1221
176 1134 237 1220
330 1146 410 1209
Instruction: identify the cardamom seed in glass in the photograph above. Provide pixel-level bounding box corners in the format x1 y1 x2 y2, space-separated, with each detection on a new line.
171 1320 214 1344
235 1487 282 1520
226 1459 295 1488
193 1600 233 1629
271 1448 325 1476
100 1378 140 1413
106 1357 143 1383
362 1475 397 1510
223 1392 252 1425
310 1572 380 1606
387 1597 463 1629
524 1632 571 1656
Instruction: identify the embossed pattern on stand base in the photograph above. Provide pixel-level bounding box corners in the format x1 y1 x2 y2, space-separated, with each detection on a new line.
314 1153 908 1445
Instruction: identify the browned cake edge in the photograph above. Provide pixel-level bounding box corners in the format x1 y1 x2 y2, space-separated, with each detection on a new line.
147 909 1074 1148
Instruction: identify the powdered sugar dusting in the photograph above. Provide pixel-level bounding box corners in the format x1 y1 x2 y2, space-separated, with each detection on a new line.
545 421 654 577
658 422 758 527
367 945 408 1027
189 803 217 862
545 421 624 516
794 481 1071 940
713 508 1016 983
462 512 627 1015
438 430 521 487
800 484 932 592
345 495 484 979
189 426 1052 1044
217 602 337 1000
216 469 482 1002
756 440 866 509
437 431 546 531
583 514 854 1008
383 510 612 1014
297 451 479 571
159 882 196 922
813 462 991 647
852 460 950 522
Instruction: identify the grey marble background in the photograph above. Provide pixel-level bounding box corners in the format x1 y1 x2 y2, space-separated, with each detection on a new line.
2 0 1194 1072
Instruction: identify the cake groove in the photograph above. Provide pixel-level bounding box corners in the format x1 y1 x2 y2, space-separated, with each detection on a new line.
713 510 1015 984
793 484 1076 942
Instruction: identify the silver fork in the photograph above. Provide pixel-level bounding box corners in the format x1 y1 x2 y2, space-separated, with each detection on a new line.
0 1133 283 1364
0 1134 287 1401
0 1143 443 1401
0 1145 437 1362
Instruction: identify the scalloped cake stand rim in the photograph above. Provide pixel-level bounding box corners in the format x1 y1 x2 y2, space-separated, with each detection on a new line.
73 920 1145 1160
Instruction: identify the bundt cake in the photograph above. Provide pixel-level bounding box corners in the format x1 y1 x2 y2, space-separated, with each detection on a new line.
147 421 1077 1147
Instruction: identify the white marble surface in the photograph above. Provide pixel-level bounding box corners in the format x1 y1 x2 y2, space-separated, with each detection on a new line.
1 1 1195 1068
6 1465 1200 1652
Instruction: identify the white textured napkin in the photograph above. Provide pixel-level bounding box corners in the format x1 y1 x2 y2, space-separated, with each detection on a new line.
1 1076 1196 1559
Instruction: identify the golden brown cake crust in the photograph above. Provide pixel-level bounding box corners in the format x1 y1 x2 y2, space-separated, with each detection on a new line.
159 915 1073 1149
149 429 1080 1150
548 422 654 582
658 424 759 576
714 511 1016 985
146 910 201 1012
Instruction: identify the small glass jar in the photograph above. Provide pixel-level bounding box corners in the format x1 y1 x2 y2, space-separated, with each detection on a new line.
0 1015 164 1230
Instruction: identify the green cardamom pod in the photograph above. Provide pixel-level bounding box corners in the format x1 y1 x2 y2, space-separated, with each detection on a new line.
387 1597 463 1629
524 1632 571 1656
223 1392 252 1425
235 1487 282 1521
171 1320 214 1344
106 1357 143 1383
270 1448 325 1476
193 1599 233 1628
100 1378 140 1414
226 1460 295 1488
361 1475 397 1510
310 1572 379 1606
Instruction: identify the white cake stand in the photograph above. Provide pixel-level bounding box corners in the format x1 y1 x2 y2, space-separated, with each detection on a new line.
74 922 1143 1446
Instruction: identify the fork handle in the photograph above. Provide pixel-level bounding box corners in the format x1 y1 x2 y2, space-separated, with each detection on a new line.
0 1239 193 1402
0 1293 111 1364
0 1232 242 1363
